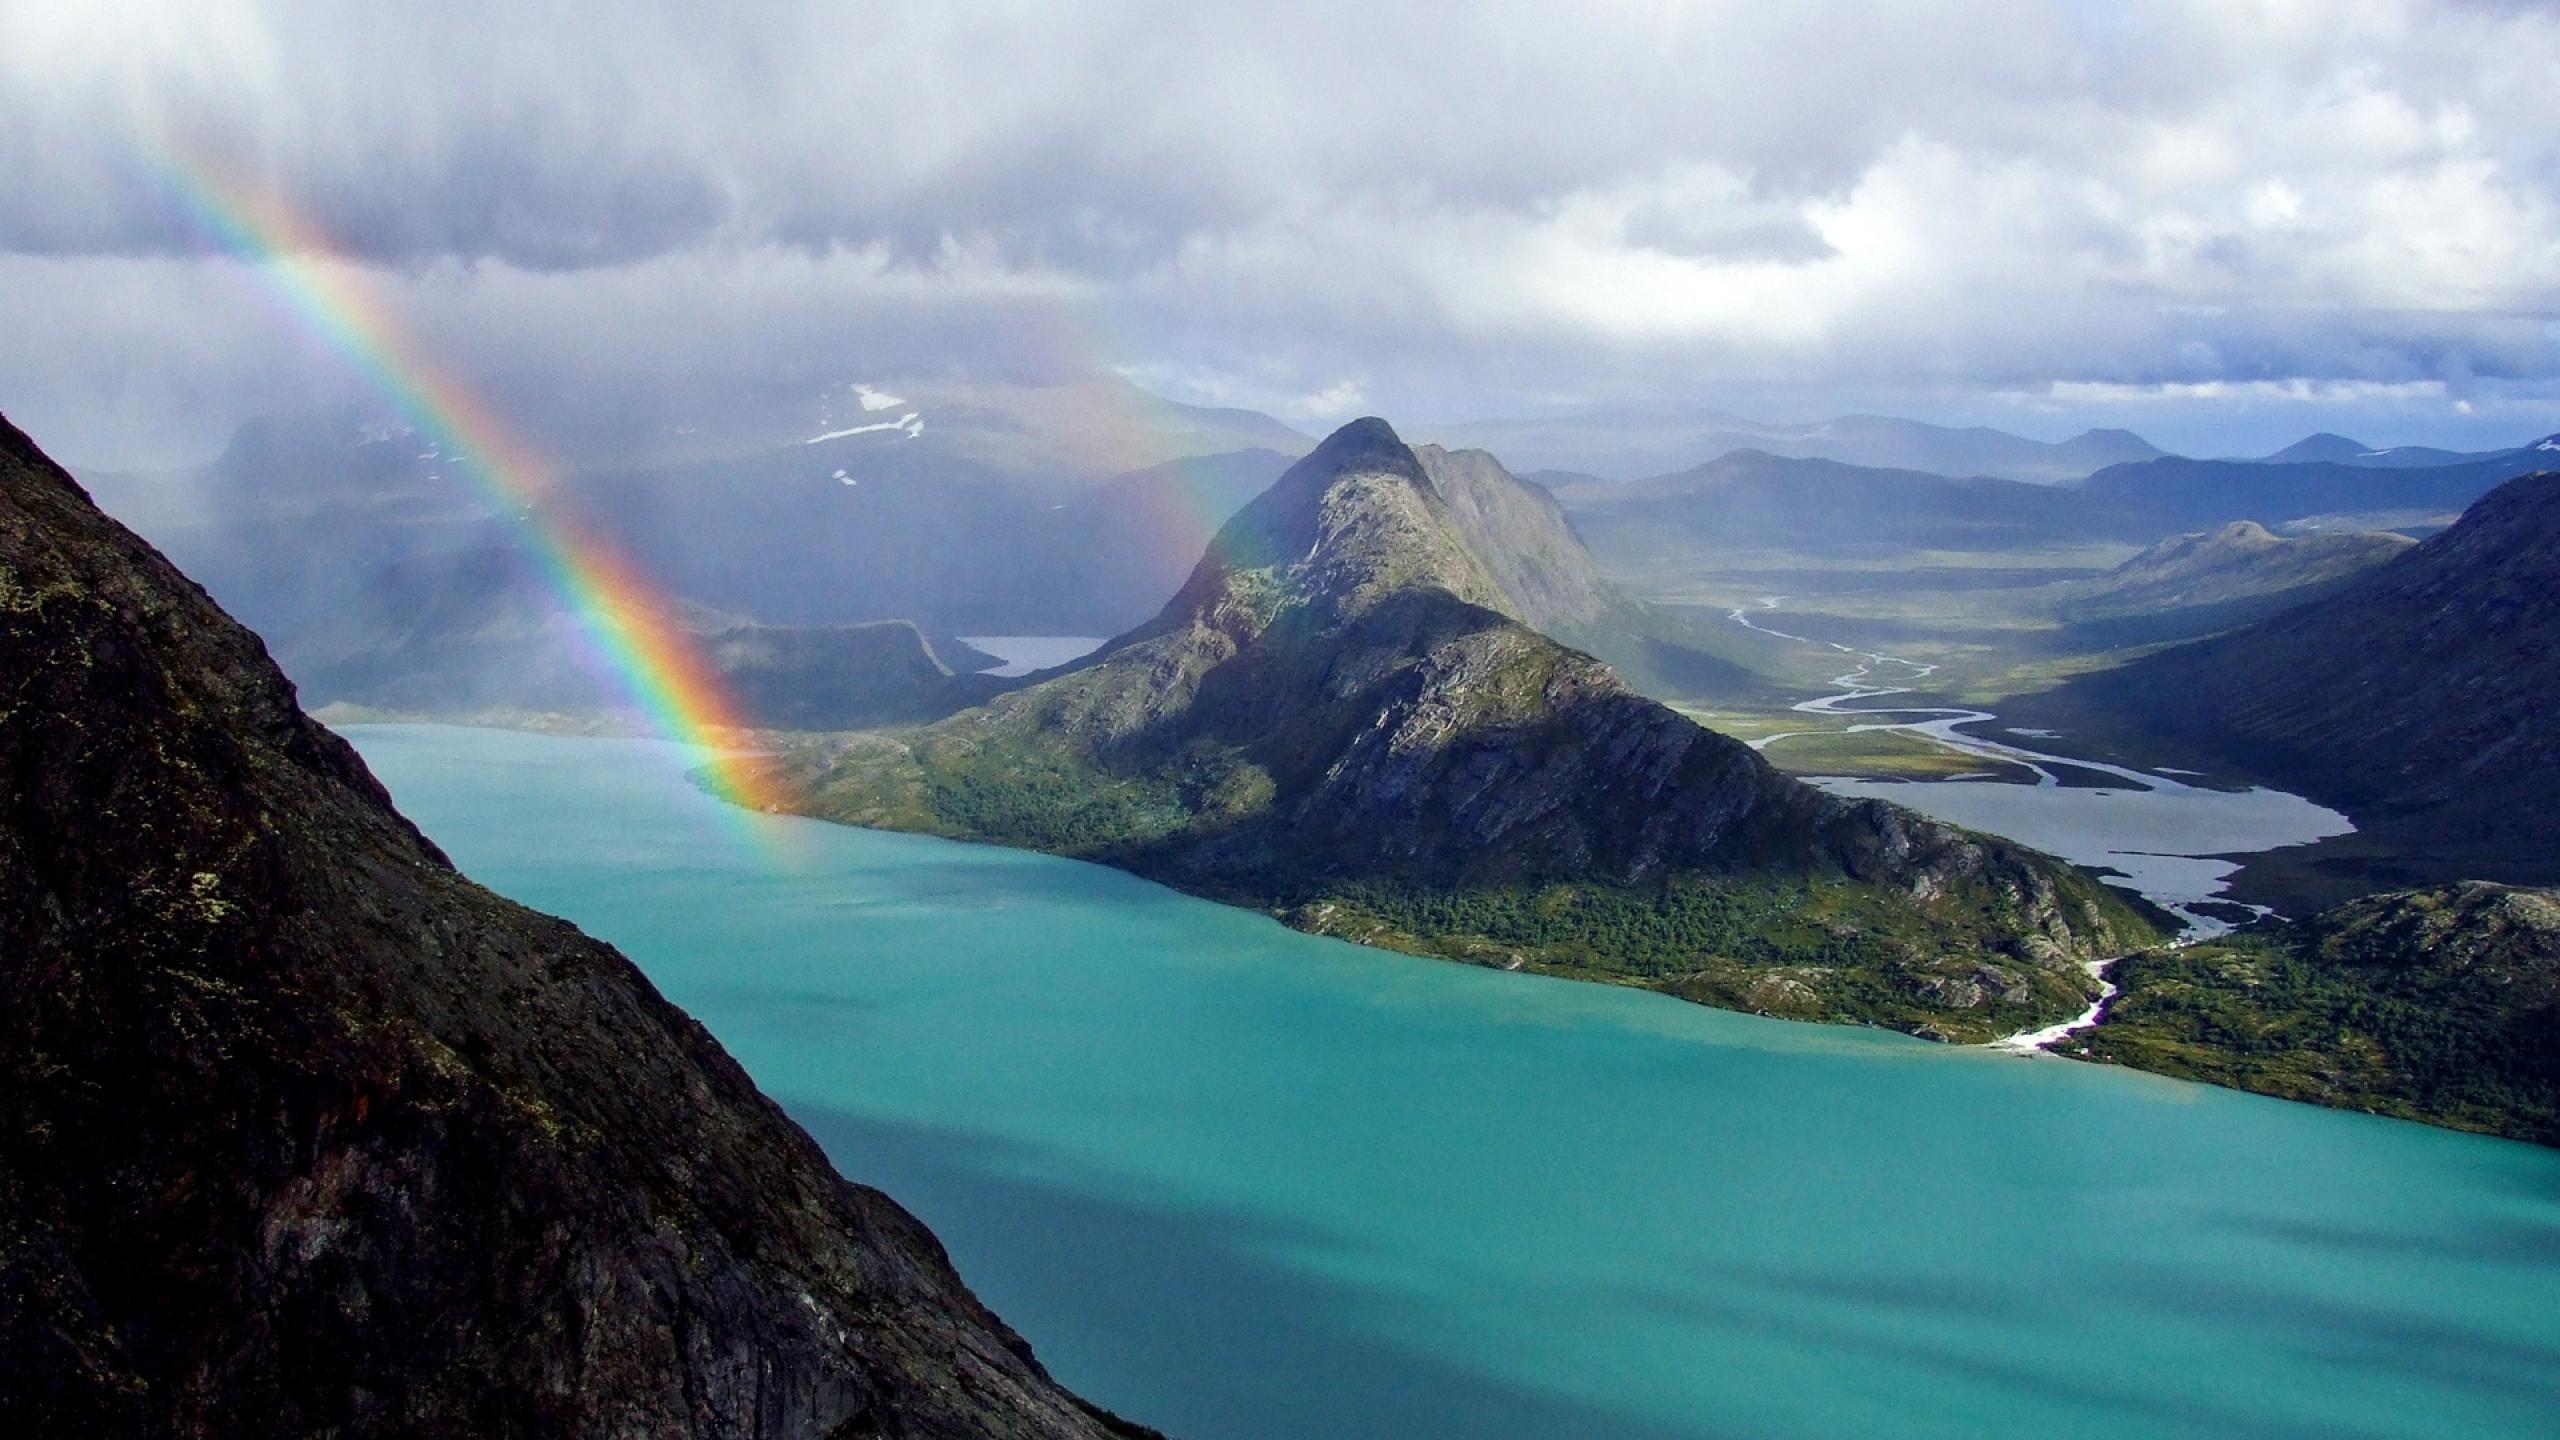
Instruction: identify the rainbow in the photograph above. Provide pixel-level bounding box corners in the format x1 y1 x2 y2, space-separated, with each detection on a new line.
131 149 796 852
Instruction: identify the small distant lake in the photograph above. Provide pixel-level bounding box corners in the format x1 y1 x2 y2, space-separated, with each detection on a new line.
353 724 2560 1440
960 634 1110 677
1812 773 2351 932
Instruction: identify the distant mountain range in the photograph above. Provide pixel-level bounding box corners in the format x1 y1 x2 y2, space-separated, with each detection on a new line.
2043 469 2560 902
1552 434 2560 564
559 434 1300 633
2076 437 2560 533
2253 432 2520 468
0 414 1150 1437
81 380 2560 736
1429 408 2164 483
765 418 2157 1042
1551 450 2133 559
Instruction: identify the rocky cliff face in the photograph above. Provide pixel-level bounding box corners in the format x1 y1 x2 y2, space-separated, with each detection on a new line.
0 413 1151 1438
776 419 2155 1041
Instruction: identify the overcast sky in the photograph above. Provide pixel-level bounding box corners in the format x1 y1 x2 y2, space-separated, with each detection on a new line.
5 0 2558 467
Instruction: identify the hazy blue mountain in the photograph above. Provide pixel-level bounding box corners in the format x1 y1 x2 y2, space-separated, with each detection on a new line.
79 386 1309 718
2258 432 2511 468
1430 408 2162 483
1547 434 2560 566
2076 435 2560 531
1552 449 2149 558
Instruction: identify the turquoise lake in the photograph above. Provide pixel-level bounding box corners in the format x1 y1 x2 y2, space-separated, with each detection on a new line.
350 724 2560 1440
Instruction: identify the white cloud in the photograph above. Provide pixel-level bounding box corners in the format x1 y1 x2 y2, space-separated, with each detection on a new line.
2039 379 2453 405
6 0 2560 460
1284 378 1369 420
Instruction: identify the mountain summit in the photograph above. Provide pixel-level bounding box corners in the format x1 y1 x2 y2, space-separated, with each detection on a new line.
772 419 2154 1040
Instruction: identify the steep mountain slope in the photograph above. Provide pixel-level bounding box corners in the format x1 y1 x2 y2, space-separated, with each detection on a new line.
1409 443 1616 640
2050 520 2414 626
2062 883 2560 1145
2052 472 2560 896
1011 447 1300 632
0 414 1149 1437
770 420 2157 1042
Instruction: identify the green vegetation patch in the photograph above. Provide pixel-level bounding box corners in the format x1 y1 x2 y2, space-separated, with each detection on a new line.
2061 907 2560 1145
912 734 1196 855
1293 875 2102 1042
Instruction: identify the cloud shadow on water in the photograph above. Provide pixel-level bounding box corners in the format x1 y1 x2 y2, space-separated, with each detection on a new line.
789 1101 1746 1440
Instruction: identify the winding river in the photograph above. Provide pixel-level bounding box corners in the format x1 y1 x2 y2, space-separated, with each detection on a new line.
1727 597 2354 939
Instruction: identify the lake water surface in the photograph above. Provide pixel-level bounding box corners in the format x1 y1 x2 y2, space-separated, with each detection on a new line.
351 724 2560 1440
960 634 1111 677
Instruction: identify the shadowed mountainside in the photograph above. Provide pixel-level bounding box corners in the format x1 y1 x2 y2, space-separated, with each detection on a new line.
0 413 1154 1438
2041 471 2560 905
81 389 1313 719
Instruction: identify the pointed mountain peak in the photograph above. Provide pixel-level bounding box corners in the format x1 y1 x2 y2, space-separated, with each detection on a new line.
1308 414 1410 462
2264 432 2370 463
1174 415 1506 622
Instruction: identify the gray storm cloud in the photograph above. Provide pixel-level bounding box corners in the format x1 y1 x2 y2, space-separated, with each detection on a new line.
4 0 2558 462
